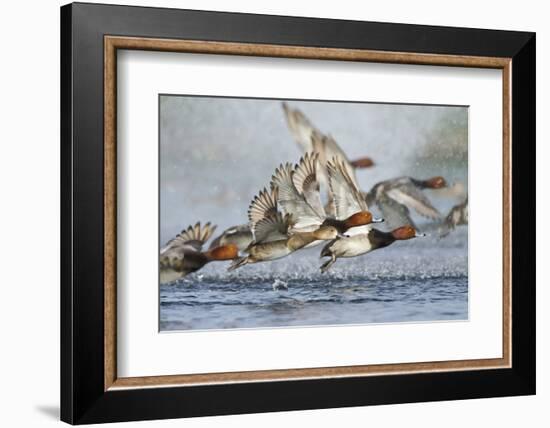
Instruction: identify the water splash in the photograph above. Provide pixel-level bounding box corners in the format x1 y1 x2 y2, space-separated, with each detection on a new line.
160 229 468 331
272 279 289 291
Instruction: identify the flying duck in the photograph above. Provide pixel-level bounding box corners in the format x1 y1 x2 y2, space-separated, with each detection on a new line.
320 224 425 272
364 176 448 230
228 187 342 271
319 158 425 272
282 102 374 190
160 222 238 284
209 224 254 252
276 152 382 233
439 197 468 237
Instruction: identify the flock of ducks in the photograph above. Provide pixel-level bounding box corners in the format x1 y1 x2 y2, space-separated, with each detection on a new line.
160 103 468 284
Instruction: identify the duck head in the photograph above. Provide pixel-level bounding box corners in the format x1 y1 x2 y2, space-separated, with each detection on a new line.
205 244 239 261
344 211 384 229
424 176 447 189
350 156 375 168
312 225 341 240
391 225 425 240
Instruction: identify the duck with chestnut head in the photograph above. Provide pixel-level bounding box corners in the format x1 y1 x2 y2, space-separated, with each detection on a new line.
160 222 239 284
320 225 425 272
271 153 383 245
364 176 449 230
228 187 343 271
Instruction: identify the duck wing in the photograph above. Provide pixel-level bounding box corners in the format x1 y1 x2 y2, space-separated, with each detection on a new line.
160 222 216 274
385 180 442 220
271 162 323 232
280 103 330 190
282 102 315 153
248 187 289 243
248 187 279 225
161 221 217 254
445 198 468 228
319 133 360 186
282 103 360 186
281 103 360 208
254 213 292 243
308 130 331 189
292 152 326 219
375 193 416 229
326 157 368 221
208 224 251 249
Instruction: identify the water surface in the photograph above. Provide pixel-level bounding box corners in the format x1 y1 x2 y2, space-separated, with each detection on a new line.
160 228 468 331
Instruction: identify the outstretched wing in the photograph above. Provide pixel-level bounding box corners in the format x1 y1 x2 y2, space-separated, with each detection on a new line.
386 181 441 219
322 135 360 184
445 198 468 228
282 102 315 153
209 224 251 250
248 187 289 243
326 157 368 221
311 131 359 188
161 222 217 254
292 152 326 219
254 212 291 243
248 187 279 225
270 162 323 232
282 103 360 192
376 194 416 230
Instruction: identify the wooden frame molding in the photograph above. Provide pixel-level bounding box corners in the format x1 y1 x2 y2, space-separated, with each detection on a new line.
104 35 512 391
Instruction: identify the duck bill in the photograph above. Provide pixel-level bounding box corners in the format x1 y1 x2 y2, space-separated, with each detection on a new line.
371 217 384 223
415 232 426 237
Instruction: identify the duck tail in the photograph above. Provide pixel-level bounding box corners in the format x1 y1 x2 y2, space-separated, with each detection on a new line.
228 256 250 272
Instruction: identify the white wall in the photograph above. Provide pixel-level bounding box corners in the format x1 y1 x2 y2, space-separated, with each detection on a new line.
0 0 545 426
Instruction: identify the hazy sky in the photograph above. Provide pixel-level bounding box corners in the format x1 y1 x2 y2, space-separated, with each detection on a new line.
160 96 467 244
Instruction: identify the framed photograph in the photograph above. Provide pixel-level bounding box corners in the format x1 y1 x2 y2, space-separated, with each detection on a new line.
61 2 535 424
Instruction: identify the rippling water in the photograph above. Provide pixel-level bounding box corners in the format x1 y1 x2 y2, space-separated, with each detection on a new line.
160 227 468 331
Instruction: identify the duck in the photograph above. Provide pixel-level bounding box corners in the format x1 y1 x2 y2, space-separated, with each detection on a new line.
160 222 239 283
271 152 383 243
439 197 468 237
228 187 342 271
364 176 448 230
315 157 391 272
209 224 253 252
320 224 425 272
282 102 374 189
